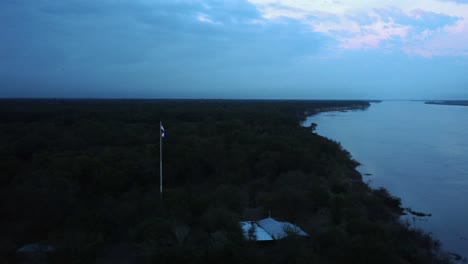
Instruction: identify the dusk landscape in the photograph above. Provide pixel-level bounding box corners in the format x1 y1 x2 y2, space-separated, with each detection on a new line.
1 1 467 263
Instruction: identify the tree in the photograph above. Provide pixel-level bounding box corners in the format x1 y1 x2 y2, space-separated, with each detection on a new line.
247 222 257 241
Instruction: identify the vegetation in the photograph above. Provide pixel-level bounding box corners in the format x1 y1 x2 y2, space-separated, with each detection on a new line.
0 99 450 263
425 100 468 106
405 208 432 217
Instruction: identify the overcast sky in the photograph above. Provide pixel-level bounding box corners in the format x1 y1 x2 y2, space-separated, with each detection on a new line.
1 0 467 99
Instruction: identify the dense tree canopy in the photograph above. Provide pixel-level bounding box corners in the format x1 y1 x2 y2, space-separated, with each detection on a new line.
0 99 450 263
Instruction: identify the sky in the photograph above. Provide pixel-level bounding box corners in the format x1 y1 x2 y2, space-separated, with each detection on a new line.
1 0 467 99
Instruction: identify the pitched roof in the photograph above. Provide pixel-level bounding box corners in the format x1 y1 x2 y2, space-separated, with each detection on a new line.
17 244 55 253
257 217 308 239
240 217 308 241
240 221 274 241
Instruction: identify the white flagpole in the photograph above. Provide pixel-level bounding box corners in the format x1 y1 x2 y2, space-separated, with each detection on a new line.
160 121 163 200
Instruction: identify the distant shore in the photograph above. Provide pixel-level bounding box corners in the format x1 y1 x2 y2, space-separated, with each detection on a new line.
302 102 371 120
425 100 468 106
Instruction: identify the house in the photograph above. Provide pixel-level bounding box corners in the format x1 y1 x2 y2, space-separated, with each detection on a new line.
240 217 308 241
240 221 274 241
16 243 55 264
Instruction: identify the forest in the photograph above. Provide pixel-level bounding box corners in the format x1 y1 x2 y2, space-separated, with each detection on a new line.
0 99 451 263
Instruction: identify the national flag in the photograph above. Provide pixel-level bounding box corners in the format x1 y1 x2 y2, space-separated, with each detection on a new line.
160 123 165 138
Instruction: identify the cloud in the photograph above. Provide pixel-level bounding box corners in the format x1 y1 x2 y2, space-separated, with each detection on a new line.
247 0 468 56
1 0 466 99
0 0 327 98
196 13 223 25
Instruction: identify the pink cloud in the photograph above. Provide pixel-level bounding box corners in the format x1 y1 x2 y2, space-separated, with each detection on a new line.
248 0 468 57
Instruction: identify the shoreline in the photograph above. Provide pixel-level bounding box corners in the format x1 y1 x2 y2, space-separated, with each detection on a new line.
301 102 371 122
305 102 464 262
310 104 370 114
425 101 468 106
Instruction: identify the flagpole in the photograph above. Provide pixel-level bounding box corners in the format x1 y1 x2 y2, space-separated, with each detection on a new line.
160 121 163 201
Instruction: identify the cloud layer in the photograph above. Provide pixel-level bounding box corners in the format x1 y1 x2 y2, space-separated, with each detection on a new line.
248 0 468 57
0 0 467 99
0 0 326 98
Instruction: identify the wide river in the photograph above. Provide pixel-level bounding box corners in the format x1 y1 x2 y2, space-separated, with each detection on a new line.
304 101 468 257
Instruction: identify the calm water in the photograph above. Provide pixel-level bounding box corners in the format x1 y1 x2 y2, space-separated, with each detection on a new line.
304 101 468 257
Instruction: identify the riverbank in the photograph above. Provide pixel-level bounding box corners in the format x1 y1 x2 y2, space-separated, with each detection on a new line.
298 101 370 124
305 101 468 262
303 103 370 118
425 100 468 106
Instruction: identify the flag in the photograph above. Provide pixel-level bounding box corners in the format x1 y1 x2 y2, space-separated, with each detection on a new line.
160 123 165 138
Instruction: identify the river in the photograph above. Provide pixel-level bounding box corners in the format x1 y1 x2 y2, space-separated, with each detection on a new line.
304 101 468 257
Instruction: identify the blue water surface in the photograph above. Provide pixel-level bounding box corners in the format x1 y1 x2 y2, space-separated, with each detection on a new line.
304 101 468 257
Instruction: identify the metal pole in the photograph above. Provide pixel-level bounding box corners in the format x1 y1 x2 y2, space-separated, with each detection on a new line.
160 121 162 201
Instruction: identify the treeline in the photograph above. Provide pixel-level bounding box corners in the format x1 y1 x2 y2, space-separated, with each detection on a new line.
0 99 450 263
425 100 468 106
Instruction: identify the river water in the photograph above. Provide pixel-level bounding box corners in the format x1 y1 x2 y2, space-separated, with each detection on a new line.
304 101 468 257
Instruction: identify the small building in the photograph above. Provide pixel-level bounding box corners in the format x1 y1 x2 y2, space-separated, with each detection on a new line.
16 243 55 264
240 217 308 241
240 221 274 241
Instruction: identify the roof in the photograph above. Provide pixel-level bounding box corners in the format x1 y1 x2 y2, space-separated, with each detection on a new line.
240 217 308 241
17 244 55 253
257 217 308 239
240 221 273 241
